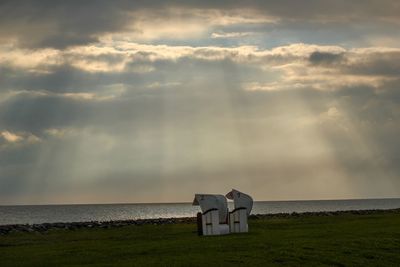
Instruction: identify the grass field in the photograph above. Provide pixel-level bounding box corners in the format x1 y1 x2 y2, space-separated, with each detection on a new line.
1 212 399 266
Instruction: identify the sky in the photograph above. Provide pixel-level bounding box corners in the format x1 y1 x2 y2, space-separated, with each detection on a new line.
1 0 400 204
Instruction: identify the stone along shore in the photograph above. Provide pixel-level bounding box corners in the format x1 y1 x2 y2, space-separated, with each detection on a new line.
1 208 399 235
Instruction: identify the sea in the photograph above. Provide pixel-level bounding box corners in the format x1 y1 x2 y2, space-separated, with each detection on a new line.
1 198 399 225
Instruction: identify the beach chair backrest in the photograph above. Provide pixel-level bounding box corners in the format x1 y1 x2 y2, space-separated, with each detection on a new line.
193 194 228 223
226 189 253 216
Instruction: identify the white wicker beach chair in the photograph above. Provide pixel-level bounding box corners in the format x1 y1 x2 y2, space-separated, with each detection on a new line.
226 189 253 233
193 194 229 236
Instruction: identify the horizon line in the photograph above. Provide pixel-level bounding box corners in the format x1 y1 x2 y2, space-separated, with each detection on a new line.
1 196 400 207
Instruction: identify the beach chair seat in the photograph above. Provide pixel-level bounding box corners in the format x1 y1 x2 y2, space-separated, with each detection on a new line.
201 208 229 235
229 207 248 233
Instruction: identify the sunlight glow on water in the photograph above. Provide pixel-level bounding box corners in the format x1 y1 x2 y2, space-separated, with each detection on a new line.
1 198 399 225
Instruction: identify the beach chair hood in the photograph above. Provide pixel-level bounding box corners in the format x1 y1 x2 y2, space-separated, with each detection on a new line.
193 194 228 223
226 189 253 216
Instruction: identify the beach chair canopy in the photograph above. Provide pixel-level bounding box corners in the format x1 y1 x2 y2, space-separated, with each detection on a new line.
193 194 228 223
226 189 253 216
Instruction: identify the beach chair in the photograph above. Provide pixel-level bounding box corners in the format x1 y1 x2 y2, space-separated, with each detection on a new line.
193 194 230 236
226 189 253 233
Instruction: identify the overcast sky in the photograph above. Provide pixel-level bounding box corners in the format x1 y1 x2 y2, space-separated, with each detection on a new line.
1 0 400 204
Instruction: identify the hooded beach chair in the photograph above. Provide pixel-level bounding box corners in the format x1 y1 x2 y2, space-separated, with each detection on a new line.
192 194 230 236
226 189 253 233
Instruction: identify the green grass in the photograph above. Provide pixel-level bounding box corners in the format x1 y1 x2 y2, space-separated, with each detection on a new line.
1 212 400 266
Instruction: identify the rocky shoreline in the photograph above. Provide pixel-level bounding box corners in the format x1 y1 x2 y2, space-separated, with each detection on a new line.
1 208 399 235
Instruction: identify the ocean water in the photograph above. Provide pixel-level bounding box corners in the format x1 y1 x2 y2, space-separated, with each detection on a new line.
1 198 399 225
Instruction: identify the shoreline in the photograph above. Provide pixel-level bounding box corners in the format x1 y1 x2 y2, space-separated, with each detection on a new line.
1 208 399 235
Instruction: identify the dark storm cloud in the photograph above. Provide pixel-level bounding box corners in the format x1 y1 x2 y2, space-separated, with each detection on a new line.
0 64 140 93
309 51 344 66
347 52 400 76
308 50 400 77
0 52 262 95
1 43 399 136
0 92 89 133
1 43 400 140
1 0 400 48
239 0 400 21
0 0 130 48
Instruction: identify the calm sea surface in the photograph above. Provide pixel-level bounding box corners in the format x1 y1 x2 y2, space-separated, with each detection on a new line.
1 198 399 225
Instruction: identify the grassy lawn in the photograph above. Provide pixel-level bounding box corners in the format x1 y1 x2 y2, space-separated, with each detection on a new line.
1 212 399 266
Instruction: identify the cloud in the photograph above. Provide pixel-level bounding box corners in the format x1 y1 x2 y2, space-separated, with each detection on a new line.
309 51 344 65
211 32 256 38
0 130 40 147
1 77 400 203
0 1 130 48
2 42 400 115
1 131 23 143
1 1 400 204
0 2 274 48
1 1 400 49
